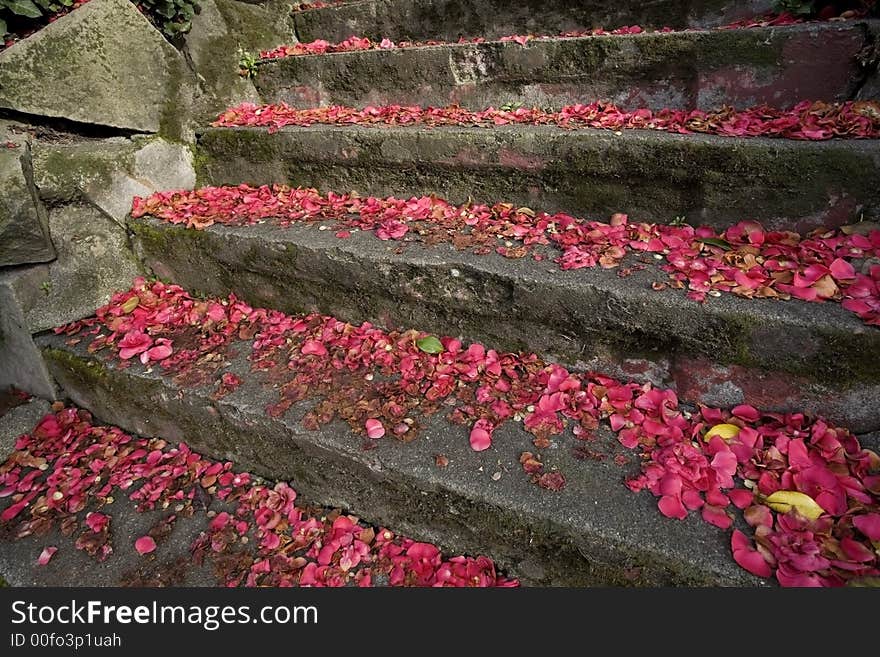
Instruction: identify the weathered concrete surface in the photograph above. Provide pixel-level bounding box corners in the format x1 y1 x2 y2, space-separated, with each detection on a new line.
196 125 880 231
0 487 219 587
129 218 880 432
2 205 142 334
257 21 874 112
0 202 140 400
0 129 54 267
292 0 774 43
32 137 196 225
184 0 296 123
39 335 762 586
0 397 51 460
0 0 196 135
0 280 57 400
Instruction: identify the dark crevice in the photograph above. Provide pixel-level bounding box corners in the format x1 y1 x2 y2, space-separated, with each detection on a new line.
850 24 880 99
0 109 150 141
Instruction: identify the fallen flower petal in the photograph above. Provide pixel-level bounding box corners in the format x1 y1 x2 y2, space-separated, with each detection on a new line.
37 546 58 566
135 536 157 555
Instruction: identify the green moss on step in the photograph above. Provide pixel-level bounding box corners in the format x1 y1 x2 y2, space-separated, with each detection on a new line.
41 347 109 383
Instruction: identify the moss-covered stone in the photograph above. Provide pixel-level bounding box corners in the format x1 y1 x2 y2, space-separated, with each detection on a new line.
32 137 195 223
5 205 143 334
0 138 54 267
0 0 197 134
257 20 866 111
196 125 880 231
184 0 297 124
292 0 773 43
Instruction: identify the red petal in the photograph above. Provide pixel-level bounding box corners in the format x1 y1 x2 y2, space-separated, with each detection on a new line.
728 488 754 509
829 258 856 281
658 495 688 520
469 426 492 451
135 536 157 555
37 546 58 566
853 513 880 541
731 530 772 578
702 504 732 529
365 419 385 440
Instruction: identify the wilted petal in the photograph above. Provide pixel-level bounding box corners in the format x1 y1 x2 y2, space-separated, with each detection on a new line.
37 546 58 566
853 513 880 541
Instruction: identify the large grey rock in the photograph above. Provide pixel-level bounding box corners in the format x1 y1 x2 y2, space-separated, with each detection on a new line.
32 137 196 225
0 130 54 267
184 0 295 122
0 280 57 400
0 398 52 460
0 0 196 135
2 204 142 334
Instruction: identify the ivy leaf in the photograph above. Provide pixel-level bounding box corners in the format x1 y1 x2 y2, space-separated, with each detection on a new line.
416 336 444 354
697 237 732 251
7 0 43 18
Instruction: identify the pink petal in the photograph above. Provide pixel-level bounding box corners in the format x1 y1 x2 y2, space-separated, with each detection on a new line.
301 340 328 356
658 494 688 520
135 536 157 555
702 504 732 529
731 404 760 422
728 488 754 509
37 546 58 566
731 530 772 578
840 537 875 563
146 344 173 361
853 513 880 541
829 258 856 281
365 418 385 440
469 426 492 451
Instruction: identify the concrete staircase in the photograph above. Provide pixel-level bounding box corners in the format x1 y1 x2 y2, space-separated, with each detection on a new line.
38 1 880 585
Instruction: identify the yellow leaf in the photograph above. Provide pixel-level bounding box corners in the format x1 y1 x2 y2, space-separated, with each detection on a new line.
764 490 825 520
704 423 741 442
121 296 140 314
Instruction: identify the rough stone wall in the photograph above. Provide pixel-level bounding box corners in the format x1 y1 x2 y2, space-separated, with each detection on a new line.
0 0 294 399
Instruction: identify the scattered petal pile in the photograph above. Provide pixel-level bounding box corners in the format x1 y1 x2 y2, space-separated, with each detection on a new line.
131 186 880 325
258 12 831 61
291 0 354 11
213 100 880 140
1 406 516 587
48 278 880 585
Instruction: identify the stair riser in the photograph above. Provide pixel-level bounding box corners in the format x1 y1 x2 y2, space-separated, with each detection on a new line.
129 219 880 433
197 126 880 231
39 337 755 586
292 0 774 43
256 24 872 112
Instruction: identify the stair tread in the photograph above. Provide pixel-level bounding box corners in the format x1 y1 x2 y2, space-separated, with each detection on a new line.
197 124 880 230
291 0 776 43
37 327 758 586
254 21 875 111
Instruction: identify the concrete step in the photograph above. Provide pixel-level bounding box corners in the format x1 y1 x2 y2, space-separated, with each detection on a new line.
254 21 876 112
0 403 514 587
291 0 774 43
37 309 759 586
196 124 880 230
127 214 880 433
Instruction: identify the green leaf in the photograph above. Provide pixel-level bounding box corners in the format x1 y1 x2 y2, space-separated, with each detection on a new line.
0 18 7 38
697 237 732 251
416 336 444 354
7 0 43 18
